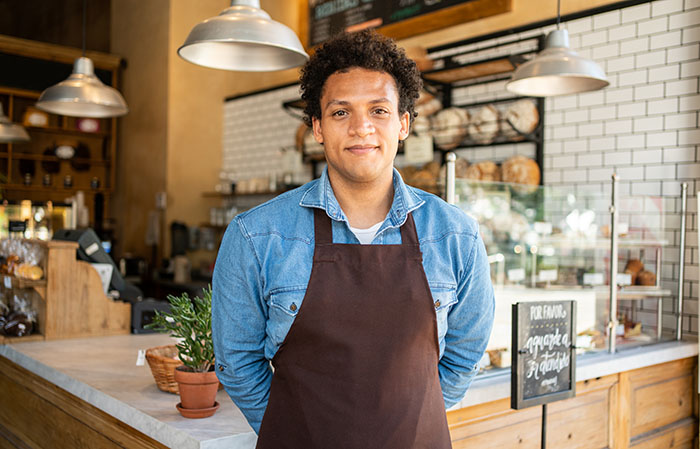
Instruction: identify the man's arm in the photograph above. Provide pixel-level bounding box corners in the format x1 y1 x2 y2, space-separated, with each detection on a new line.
212 217 271 433
439 231 495 408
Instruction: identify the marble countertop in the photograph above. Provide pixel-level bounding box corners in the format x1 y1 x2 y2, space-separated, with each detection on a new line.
0 334 257 449
1 333 697 447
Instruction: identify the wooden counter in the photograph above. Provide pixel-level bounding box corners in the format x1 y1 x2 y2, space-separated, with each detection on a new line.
0 335 697 448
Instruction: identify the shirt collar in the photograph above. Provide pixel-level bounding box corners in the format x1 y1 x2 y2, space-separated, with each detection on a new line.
299 167 425 227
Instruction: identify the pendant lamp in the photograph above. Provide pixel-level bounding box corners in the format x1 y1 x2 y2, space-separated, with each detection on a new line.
36 0 128 118
178 0 309 72
0 103 29 143
506 0 609 96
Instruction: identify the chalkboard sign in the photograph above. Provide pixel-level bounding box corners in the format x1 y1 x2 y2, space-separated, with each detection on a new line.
306 0 512 47
511 301 576 410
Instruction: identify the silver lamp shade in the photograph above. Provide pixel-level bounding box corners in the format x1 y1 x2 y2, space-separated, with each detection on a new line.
36 57 129 118
506 29 609 97
0 103 29 143
178 0 309 71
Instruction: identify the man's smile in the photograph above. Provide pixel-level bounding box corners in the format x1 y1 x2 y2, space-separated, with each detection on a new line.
346 144 379 154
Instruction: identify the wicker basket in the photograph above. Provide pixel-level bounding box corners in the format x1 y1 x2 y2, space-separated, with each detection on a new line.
145 344 182 394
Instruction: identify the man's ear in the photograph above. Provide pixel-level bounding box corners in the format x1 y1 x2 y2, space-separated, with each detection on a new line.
398 111 410 141
311 117 324 144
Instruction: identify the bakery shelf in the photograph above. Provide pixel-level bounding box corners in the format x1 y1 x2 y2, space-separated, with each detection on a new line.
0 152 110 166
3 184 111 194
421 35 545 184
594 286 673 300
24 125 110 139
0 333 44 344
3 275 47 290
422 52 530 85
282 98 306 121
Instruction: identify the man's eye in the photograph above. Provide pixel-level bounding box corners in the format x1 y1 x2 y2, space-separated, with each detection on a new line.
332 110 347 117
373 108 389 115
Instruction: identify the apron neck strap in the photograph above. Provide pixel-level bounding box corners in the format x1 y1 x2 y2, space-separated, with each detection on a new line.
314 208 333 245
399 213 419 246
313 208 419 246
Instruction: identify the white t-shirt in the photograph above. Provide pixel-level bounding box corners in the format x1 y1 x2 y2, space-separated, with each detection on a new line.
348 222 383 245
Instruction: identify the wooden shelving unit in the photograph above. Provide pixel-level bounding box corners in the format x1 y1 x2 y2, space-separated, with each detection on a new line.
0 36 123 229
0 239 130 343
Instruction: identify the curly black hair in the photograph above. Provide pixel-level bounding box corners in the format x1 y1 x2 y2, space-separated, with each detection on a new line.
299 29 423 128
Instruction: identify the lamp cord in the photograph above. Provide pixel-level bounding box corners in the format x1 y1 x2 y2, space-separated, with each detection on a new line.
82 0 86 56
556 0 561 29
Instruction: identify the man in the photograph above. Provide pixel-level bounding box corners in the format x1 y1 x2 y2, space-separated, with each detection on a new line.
213 30 494 449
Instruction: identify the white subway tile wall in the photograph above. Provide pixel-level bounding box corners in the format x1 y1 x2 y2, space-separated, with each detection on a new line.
222 84 312 186
220 0 699 335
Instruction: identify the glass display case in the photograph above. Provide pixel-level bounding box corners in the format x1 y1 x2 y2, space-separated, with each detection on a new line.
449 174 687 374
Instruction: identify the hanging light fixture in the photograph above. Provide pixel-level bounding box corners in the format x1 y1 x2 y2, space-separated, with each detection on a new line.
506 0 609 96
178 0 309 72
36 0 128 118
0 103 29 143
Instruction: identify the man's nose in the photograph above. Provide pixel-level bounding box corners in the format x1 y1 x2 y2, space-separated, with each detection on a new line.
349 113 374 137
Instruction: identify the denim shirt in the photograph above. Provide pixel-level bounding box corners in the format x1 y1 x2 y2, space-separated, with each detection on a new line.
212 168 495 434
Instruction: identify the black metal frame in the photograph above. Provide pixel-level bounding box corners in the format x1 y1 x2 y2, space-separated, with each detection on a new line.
511 300 577 410
422 34 546 184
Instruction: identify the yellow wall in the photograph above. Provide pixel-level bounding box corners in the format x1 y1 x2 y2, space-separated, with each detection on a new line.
110 0 169 260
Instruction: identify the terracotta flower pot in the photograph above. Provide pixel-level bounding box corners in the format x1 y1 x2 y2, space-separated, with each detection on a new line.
173 366 220 418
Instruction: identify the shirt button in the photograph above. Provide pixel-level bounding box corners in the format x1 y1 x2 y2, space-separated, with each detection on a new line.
290 303 297 312
218 365 224 372
434 300 441 308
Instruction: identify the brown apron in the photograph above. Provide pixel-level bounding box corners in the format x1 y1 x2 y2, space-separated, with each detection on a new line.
256 208 452 449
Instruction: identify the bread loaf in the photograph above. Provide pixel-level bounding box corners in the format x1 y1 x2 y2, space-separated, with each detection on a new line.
411 115 431 136
455 157 469 178
465 161 501 182
432 108 469 150
501 155 540 186
505 99 539 136
636 270 656 286
624 259 644 284
467 105 499 145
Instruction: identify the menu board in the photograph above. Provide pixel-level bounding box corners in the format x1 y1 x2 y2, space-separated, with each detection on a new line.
511 301 576 410
308 0 479 46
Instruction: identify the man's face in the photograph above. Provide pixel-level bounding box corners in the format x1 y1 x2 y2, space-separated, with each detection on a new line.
312 67 410 187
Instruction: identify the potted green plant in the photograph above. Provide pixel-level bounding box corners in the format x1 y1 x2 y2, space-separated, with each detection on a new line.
146 286 220 419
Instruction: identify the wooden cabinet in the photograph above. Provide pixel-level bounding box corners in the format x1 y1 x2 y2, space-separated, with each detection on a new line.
0 239 130 344
447 358 698 449
0 355 167 449
0 35 122 229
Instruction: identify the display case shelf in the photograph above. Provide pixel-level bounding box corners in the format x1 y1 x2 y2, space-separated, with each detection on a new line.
594 286 673 300
539 236 670 250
